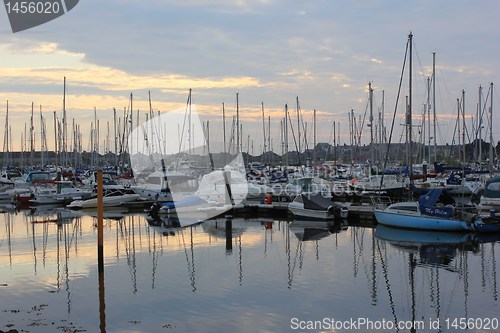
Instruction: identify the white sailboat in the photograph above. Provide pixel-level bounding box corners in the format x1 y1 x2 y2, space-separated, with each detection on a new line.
67 184 140 209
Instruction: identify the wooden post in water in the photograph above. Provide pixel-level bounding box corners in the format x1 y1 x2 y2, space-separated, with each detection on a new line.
97 169 104 258
225 218 233 254
96 169 106 332
99 254 106 333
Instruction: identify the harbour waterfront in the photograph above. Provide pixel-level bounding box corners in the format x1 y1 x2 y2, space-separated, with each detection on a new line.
1 207 499 332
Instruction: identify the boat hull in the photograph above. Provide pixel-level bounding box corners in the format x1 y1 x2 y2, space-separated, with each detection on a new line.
67 194 141 209
289 206 337 220
374 209 472 231
289 203 348 220
479 197 500 209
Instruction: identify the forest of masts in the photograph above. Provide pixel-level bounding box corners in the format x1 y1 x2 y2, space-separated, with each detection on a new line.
1 73 497 171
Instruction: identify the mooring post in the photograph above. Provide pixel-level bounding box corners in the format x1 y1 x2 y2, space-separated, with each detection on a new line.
225 218 233 254
97 169 104 260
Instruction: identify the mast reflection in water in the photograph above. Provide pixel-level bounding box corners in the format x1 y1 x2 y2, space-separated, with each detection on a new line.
1 208 499 332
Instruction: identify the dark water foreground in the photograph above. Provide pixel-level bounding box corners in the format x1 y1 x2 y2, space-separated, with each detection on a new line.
1 207 499 332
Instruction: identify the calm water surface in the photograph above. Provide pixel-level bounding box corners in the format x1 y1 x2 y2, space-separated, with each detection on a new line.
1 206 499 332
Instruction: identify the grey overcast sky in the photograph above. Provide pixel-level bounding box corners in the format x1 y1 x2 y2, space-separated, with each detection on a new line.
1 0 499 153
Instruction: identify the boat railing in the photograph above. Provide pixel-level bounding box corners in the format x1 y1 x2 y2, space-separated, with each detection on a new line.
371 195 392 210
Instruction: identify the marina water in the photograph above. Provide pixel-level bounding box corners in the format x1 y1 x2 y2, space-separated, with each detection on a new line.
1 207 499 332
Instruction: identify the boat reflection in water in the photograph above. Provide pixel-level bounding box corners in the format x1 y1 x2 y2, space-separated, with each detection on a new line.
375 224 500 331
375 225 479 267
288 219 348 241
146 213 204 236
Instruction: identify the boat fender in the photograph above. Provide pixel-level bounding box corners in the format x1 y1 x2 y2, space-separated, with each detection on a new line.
264 195 272 204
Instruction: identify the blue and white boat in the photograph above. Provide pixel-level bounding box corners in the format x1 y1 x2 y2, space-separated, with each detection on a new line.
374 188 477 231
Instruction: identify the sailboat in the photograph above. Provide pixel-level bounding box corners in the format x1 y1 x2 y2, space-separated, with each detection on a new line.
374 33 482 232
66 183 140 209
374 188 477 231
288 192 348 220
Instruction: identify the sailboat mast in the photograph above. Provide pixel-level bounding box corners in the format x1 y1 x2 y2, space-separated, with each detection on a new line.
456 98 461 160
4 101 9 166
489 82 494 170
462 90 466 165
130 92 134 160
478 85 483 164
62 76 66 166
236 92 240 152
313 109 317 169
333 121 336 163
408 32 414 183
53 111 58 168
382 90 385 146
432 52 437 162
337 122 340 162
261 102 267 155
427 77 431 162
40 105 45 167
296 97 301 153
283 104 288 166
369 81 374 166
187 89 192 155
349 110 354 163
30 102 34 167
222 102 227 163
113 108 117 167
267 115 271 160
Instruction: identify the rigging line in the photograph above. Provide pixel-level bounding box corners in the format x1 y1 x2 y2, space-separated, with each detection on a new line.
297 103 312 161
238 235 243 286
491 243 497 301
473 87 492 139
377 240 399 332
449 109 460 157
460 96 473 143
146 93 166 157
178 90 191 154
352 228 358 277
227 116 236 155
356 96 370 149
180 228 196 292
381 36 410 187
411 39 430 103
151 231 158 289
300 115 311 162
287 109 303 170
354 229 374 287
288 238 301 287
325 121 335 161
434 60 455 145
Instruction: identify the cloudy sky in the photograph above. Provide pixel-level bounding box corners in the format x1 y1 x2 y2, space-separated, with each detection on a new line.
1 0 499 155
